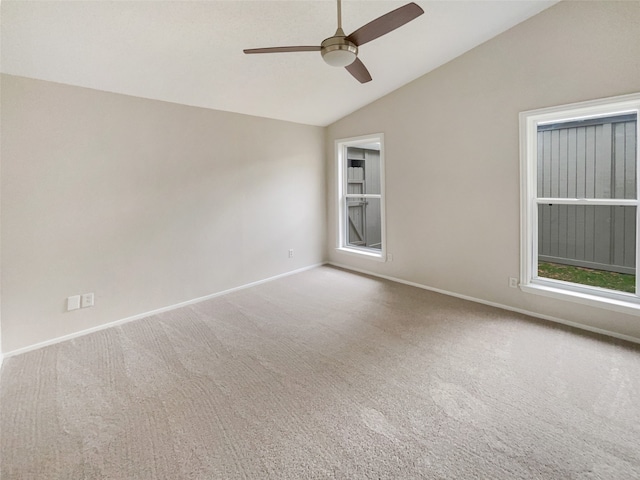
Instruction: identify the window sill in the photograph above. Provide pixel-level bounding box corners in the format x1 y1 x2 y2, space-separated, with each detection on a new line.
335 247 386 262
521 281 640 316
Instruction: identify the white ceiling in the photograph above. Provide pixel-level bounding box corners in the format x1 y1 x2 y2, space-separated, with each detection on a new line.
1 0 558 126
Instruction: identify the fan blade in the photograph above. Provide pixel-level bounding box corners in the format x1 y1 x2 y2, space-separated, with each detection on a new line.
346 2 424 47
243 46 321 54
345 57 372 83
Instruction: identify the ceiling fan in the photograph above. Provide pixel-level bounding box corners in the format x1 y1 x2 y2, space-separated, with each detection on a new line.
243 0 424 84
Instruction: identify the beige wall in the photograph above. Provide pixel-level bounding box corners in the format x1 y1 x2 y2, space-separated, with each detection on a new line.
1 75 326 353
327 1 640 340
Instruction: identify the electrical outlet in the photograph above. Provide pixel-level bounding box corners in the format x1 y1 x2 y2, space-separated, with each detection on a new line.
67 295 81 311
82 293 95 308
387 253 393 262
509 277 519 289
288 249 294 258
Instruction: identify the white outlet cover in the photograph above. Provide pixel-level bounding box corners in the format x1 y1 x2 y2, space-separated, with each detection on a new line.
82 293 95 308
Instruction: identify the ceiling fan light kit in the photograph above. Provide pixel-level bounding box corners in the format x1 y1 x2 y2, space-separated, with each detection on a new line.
243 0 424 83
321 33 358 68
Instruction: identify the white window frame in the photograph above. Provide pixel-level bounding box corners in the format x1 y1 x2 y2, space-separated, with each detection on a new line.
336 133 386 261
519 93 640 315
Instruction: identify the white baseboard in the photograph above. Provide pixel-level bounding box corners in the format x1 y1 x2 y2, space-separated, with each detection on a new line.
3 263 326 359
328 262 640 346
6 260 637 360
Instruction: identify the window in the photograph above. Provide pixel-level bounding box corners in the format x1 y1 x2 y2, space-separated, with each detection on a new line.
520 93 640 313
336 134 386 260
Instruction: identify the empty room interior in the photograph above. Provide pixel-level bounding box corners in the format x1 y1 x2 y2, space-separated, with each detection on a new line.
2 1 640 478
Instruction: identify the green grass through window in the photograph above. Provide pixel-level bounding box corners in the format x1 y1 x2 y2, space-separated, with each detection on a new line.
538 262 636 294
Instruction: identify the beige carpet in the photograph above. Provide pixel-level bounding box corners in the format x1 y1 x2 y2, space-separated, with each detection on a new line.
2 266 640 479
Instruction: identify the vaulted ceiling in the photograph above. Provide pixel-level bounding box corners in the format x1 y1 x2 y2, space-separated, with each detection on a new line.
1 1 558 126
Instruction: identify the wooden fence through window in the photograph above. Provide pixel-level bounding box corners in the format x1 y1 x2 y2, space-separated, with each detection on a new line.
537 114 637 274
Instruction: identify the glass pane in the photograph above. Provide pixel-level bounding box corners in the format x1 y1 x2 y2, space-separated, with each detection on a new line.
346 197 382 250
537 114 637 199
537 204 636 293
346 146 381 195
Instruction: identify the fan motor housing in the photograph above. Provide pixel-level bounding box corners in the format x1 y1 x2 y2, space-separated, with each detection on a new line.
321 36 358 67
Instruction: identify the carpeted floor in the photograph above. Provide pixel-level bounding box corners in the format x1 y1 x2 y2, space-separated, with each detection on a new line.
1 266 640 479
